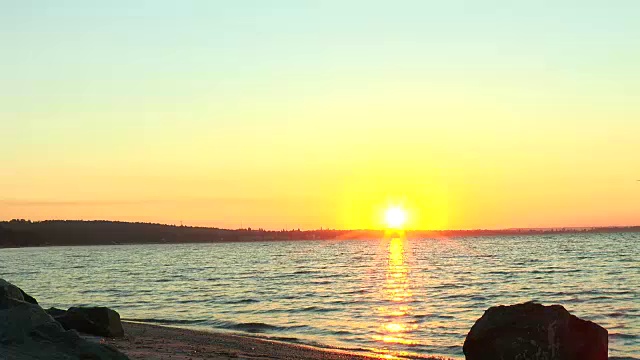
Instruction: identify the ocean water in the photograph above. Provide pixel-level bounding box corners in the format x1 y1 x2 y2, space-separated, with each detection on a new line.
1 233 638 359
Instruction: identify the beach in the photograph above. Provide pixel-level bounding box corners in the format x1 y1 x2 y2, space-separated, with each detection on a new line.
104 322 450 360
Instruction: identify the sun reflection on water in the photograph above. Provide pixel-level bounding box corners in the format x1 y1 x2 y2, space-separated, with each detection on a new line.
372 236 418 358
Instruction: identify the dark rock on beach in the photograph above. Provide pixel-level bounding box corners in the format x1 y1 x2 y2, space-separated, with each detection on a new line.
463 302 608 360
54 306 125 338
0 278 38 305
46 306 68 317
0 278 129 360
0 278 27 306
19 288 38 304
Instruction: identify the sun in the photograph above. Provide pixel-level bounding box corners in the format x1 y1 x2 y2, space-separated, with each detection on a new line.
384 206 407 229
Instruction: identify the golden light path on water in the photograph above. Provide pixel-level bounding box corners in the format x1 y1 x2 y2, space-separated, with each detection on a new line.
372 235 418 359
2 234 638 358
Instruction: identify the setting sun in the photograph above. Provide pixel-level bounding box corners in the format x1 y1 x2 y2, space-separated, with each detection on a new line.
384 207 408 229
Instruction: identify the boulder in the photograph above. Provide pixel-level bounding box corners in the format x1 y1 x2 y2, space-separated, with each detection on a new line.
463 302 608 360
46 307 68 317
19 288 38 304
0 278 129 359
54 306 125 338
0 300 58 342
0 278 26 305
0 278 38 305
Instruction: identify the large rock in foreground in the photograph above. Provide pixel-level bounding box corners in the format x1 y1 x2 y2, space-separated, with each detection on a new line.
53 306 125 338
0 278 31 306
463 302 608 360
0 279 129 360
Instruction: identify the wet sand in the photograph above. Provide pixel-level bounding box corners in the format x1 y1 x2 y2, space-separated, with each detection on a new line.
104 321 452 360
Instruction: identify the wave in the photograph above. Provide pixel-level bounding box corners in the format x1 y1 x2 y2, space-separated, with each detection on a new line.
308 280 334 285
413 314 455 320
125 318 207 325
608 312 628 318
309 305 339 312
529 269 582 274
227 322 281 333
240 305 338 315
221 322 308 333
266 336 303 343
125 318 305 334
125 316 309 335
292 269 319 275
224 298 260 304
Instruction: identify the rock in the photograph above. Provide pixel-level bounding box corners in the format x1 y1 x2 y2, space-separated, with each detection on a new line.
0 300 58 342
19 288 38 304
46 306 68 317
463 302 608 360
0 278 129 359
0 278 25 305
55 306 125 338
0 278 38 306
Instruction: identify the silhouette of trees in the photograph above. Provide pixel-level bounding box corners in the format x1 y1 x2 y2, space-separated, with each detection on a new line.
1 219 638 248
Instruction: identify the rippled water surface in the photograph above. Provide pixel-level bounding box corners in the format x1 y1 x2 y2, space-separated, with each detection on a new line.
1 233 638 359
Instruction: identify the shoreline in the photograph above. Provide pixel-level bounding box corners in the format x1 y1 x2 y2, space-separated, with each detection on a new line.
3 219 639 249
104 321 454 360
3 227 640 249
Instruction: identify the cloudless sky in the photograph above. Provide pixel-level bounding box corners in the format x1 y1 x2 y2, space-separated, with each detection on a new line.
2 1 639 229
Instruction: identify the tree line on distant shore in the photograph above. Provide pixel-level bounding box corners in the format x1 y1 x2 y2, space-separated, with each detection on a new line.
1 219 638 248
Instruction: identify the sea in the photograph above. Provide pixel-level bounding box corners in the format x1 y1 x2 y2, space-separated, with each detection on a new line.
1 232 638 359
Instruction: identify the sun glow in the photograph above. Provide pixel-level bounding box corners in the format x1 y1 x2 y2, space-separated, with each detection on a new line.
384 206 407 229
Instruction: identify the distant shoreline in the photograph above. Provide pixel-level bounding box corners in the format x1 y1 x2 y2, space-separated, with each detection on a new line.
1 219 638 248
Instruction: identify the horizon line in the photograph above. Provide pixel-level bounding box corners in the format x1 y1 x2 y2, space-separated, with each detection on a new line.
2 218 639 233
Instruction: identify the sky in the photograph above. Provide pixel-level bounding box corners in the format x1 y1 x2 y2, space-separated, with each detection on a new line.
1 1 639 230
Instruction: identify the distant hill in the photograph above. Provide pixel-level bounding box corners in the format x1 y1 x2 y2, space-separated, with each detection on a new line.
0 219 638 248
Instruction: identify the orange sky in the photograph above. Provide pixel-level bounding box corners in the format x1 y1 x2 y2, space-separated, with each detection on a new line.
2 2 639 230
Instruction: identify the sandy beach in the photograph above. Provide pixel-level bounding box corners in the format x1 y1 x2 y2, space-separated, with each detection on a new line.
104 322 451 360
